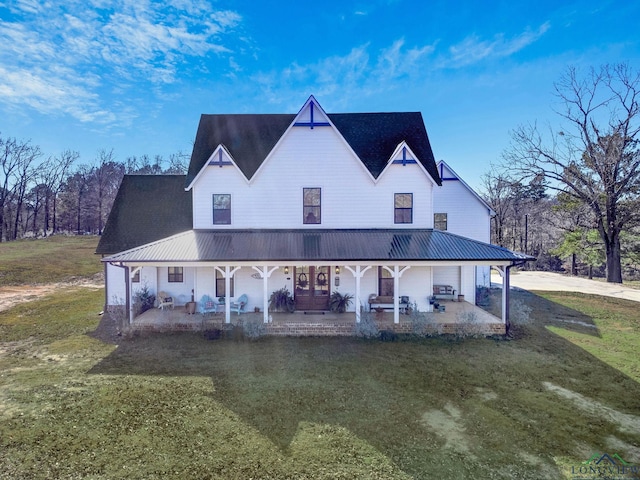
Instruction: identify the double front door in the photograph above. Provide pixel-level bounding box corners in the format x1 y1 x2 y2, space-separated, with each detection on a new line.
294 266 330 310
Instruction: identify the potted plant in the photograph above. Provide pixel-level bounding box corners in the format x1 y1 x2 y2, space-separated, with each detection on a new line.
269 286 295 313
329 291 353 313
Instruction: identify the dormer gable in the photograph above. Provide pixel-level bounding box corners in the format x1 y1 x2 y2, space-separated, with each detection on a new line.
186 145 245 191
376 141 439 185
436 160 495 215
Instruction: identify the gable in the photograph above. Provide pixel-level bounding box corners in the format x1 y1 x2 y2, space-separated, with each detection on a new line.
436 160 494 214
329 112 440 183
186 114 295 185
96 175 193 255
186 98 442 186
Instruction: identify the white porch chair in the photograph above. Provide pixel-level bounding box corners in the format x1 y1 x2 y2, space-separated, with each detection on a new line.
157 291 175 310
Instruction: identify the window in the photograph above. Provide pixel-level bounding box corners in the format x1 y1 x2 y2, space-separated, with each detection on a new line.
394 193 413 224
303 188 321 224
213 194 231 224
168 267 183 283
132 270 140 283
216 269 235 298
434 213 448 230
378 267 394 296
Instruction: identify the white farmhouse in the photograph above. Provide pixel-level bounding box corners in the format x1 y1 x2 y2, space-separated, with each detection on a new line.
96 96 531 334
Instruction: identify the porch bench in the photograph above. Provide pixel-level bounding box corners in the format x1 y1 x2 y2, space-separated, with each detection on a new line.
432 285 456 301
368 295 410 313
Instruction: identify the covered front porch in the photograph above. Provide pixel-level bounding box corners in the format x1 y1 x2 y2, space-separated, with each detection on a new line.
129 298 506 336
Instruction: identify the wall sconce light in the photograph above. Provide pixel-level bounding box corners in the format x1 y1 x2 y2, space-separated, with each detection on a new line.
335 266 340 275
284 266 289 275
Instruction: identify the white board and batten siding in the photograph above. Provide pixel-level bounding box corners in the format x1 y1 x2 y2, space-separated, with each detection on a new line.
433 161 494 287
191 115 435 230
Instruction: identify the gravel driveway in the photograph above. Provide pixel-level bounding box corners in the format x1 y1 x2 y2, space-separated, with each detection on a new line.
491 271 640 303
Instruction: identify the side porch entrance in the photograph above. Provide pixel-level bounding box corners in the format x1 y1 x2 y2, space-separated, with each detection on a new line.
294 266 330 310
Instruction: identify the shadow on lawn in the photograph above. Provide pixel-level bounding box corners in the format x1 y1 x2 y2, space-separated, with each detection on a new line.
87 293 640 479
489 289 601 338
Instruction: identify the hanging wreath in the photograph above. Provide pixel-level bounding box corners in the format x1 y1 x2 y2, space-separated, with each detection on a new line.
297 272 308 288
316 272 327 286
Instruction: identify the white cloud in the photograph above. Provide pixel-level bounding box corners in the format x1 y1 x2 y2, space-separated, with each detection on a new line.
0 0 242 124
446 22 550 67
253 39 436 109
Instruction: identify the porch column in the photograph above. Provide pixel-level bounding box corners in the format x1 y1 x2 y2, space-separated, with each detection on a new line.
129 267 141 325
494 265 511 331
382 265 411 324
344 265 372 323
252 266 279 323
125 266 132 325
216 266 241 323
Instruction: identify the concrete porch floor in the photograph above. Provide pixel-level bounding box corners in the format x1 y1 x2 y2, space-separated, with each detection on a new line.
130 299 504 336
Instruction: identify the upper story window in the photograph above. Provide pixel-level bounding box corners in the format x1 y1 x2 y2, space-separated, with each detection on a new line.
303 188 321 224
168 267 183 283
434 213 448 230
394 193 413 224
213 194 231 225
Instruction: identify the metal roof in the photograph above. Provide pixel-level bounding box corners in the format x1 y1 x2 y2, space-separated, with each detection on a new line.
102 229 533 264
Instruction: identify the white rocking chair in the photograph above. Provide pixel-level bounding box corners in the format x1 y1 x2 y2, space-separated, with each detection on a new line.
157 291 175 310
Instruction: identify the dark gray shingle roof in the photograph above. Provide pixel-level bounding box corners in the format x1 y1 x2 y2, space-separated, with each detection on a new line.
96 175 192 255
102 229 532 263
186 112 441 185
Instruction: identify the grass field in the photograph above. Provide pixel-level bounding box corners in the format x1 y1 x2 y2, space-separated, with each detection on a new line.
0 235 101 285
1 289 639 479
1 238 639 479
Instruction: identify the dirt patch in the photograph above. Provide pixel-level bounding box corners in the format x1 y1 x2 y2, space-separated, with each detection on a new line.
475 387 498 401
421 402 474 456
0 274 103 313
543 382 640 435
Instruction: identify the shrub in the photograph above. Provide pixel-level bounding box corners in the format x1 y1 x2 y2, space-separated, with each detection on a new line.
133 284 156 315
408 303 438 336
242 320 267 340
510 299 532 326
354 311 379 339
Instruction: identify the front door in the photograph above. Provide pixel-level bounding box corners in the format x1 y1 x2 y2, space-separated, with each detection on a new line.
294 266 330 310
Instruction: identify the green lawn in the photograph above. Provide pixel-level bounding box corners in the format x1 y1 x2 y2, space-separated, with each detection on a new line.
1 286 639 479
0 236 101 285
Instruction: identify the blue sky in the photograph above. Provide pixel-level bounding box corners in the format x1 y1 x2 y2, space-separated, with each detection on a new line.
1 0 639 189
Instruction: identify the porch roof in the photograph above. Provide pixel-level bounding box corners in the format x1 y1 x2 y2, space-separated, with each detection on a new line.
102 229 533 264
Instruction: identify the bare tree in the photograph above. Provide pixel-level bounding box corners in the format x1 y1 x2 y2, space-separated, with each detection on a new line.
41 150 77 235
91 149 124 235
0 135 41 240
503 64 640 283
481 171 514 247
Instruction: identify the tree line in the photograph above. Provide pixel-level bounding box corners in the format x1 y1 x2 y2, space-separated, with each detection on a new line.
3 64 639 283
482 64 640 283
0 140 188 241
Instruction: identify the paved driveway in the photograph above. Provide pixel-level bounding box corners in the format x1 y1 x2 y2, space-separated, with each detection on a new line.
491 271 640 303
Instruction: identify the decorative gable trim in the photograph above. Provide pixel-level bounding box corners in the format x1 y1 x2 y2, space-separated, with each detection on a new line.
377 141 438 185
392 144 418 166
436 160 495 215
293 96 331 129
186 144 247 191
